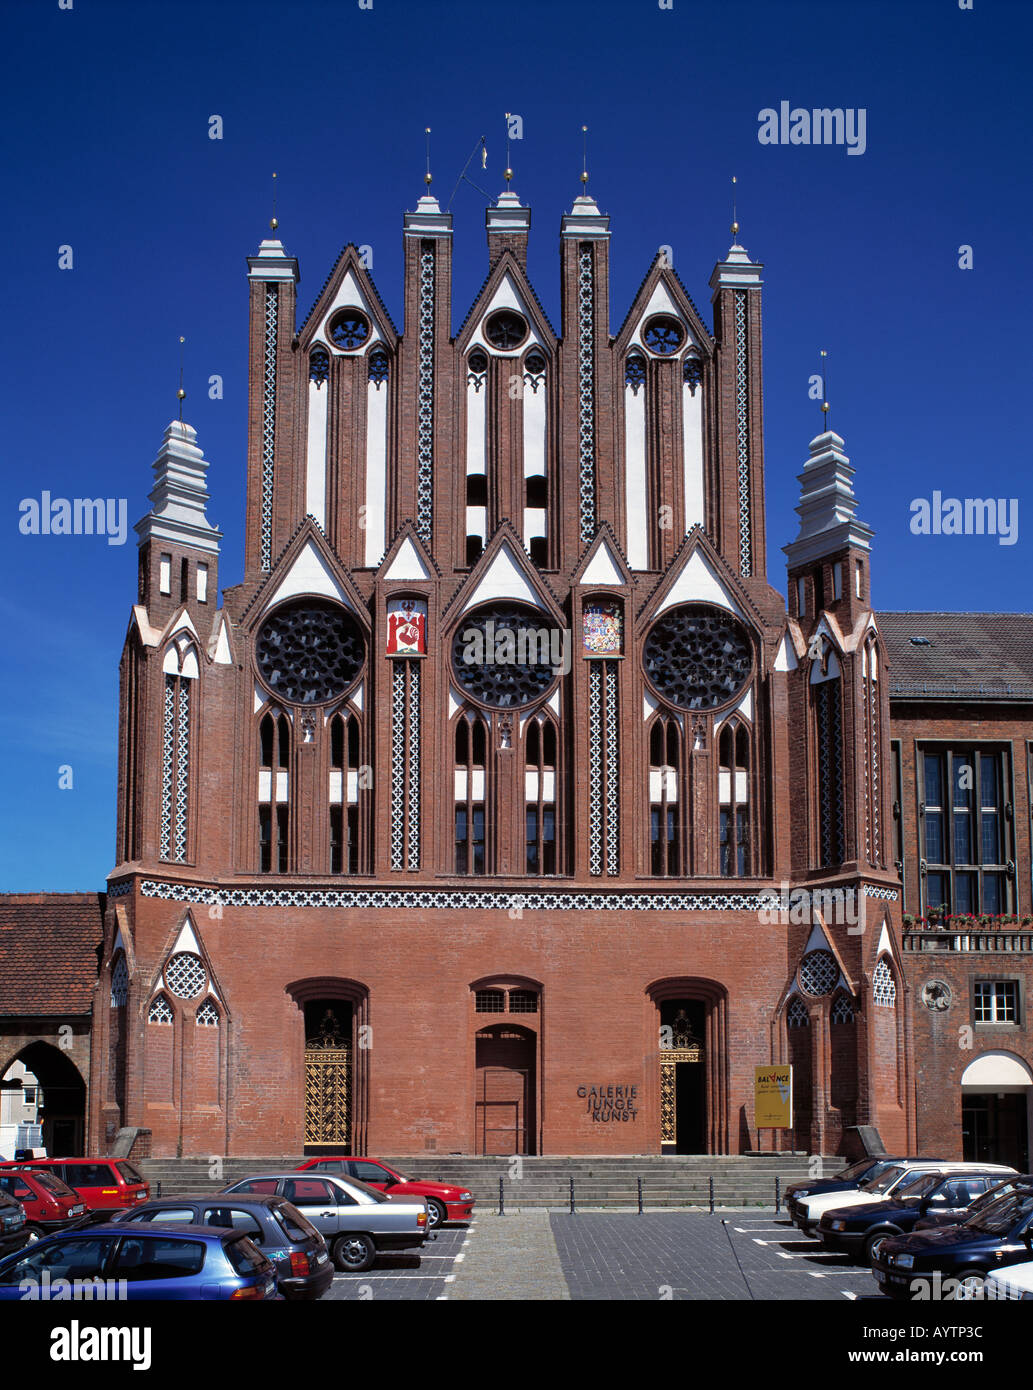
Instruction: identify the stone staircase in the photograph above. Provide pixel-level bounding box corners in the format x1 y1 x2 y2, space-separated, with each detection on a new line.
135 1154 837 1209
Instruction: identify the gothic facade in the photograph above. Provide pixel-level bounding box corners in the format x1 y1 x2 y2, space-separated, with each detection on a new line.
88 184 912 1158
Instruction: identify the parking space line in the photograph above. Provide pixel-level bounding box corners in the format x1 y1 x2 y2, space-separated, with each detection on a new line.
332 1273 451 1280
842 1291 859 1300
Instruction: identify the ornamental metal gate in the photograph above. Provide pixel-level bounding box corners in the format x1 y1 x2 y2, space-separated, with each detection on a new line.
660 1010 704 1153
304 1010 351 1148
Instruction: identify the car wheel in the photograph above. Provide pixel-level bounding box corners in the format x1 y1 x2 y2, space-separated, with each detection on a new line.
425 1199 447 1230
332 1233 376 1273
865 1231 894 1266
954 1268 986 1301
23 1225 43 1244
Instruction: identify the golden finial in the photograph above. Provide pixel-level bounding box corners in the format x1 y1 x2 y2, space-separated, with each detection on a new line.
730 175 739 239
424 128 432 186
177 336 186 420
270 171 278 231
580 125 589 186
504 113 513 184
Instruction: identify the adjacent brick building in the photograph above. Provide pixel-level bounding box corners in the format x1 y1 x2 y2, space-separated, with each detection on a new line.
2 180 1029 1165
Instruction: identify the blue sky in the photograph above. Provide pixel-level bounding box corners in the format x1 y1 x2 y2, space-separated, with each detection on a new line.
1 0 1030 888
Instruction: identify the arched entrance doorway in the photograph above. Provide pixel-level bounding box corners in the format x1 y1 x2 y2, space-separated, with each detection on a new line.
475 1025 536 1155
659 1002 706 1154
2 1044 86 1155
303 1002 353 1154
649 979 729 1154
961 1051 1032 1171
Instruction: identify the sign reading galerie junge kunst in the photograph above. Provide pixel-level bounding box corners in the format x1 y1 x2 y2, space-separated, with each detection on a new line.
578 1084 639 1122
386 598 427 655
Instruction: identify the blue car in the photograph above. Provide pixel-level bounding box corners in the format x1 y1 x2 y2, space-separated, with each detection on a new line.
0 1222 279 1301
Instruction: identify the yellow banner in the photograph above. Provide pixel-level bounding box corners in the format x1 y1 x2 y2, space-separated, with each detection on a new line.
755 1065 793 1128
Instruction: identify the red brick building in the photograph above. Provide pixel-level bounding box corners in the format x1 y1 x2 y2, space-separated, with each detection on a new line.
16 185 1029 1164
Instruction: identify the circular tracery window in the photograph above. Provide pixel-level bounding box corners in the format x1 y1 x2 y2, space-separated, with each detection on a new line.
165 953 206 1000
452 604 562 709
256 599 365 705
642 314 686 355
642 605 752 710
327 309 370 350
799 949 838 997
484 310 528 351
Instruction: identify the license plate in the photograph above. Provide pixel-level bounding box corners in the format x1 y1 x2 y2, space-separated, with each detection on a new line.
264 1280 275 1297
70 1205 85 1216
315 1251 328 1266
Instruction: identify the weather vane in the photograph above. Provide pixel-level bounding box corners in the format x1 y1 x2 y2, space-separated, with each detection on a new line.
819 349 830 429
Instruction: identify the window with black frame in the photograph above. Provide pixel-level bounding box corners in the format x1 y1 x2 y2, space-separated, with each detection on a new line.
920 746 1010 916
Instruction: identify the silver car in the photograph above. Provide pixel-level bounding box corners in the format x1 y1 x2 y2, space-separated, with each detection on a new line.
222 1172 430 1272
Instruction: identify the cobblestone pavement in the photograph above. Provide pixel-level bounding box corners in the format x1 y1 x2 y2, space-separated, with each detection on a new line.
323 1211 888 1301
550 1211 886 1301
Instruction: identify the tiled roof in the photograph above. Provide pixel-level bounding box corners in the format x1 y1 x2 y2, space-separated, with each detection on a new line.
0 893 104 1015
879 612 1033 700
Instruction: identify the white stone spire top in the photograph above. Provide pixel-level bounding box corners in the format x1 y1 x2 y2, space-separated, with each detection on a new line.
247 236 299 282
135 420 222 556
487 189 530 236
561 193 609 239
709 239 763 292
783 429 874 567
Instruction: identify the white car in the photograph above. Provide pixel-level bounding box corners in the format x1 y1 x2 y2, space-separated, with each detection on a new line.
795 1161 1017 1229
983 1260 1033 1301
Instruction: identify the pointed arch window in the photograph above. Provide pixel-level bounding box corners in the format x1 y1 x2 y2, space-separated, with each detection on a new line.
831 994 857 1025
258 710 290 873
786 996 810 1029
196 1000 220 1027
148 994 173 1025
648 716 681 876
110 953 128 1009
873 959 897 1008
525 715 557 875
814 677 845 867
329 708 361 875
455 712 489 874
718 720 751 876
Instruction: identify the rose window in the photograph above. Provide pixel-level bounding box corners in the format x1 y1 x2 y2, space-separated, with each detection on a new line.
256 600 365 705
165 953 206 1000
327 309 370 351
642 605 752 710
799 950 838 997
642 315 685 355
484 310 528 351
452 604 562 709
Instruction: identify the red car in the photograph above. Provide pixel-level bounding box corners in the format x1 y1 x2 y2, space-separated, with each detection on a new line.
297 1158 474 1228
0 1167 87 1239
0 1158 149 1211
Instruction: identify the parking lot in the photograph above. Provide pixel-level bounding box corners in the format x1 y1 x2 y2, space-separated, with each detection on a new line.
323 1210 889 1300
323 1222 471 1301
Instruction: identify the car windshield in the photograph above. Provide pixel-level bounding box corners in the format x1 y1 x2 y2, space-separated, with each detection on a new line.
862 1165 908 1194
225 1236 266 1275
835 1159 879 1182
896 1173 941 1199
343 1179 388 1203
274 1201 321 1242
965 1191 1033 1236
30 1171 76 1198
387 1169 413 1183
116 1163 144 1185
